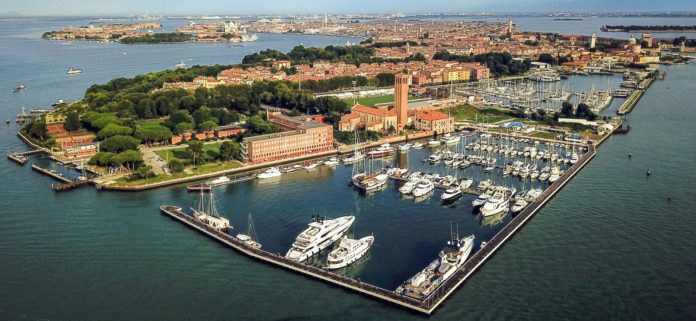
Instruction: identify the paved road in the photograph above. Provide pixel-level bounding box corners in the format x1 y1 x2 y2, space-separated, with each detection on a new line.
140 145 168 175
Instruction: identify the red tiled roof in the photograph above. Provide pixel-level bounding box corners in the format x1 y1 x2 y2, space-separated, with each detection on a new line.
417 111 450 121
353 104 390 117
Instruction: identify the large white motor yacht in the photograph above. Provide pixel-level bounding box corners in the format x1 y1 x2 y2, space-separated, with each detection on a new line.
325 235 374 270
285 215 355 262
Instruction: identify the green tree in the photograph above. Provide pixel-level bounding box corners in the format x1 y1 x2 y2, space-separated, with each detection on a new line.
246 115 273 134
89 151 115 166
167 159 185 173
187 140 204 166
28 120 48 140
100 135 140 153
112 150 143 171
134 125 173 144
561 101 574 117
219 141 241 161
136 165 155 180
170 110 193 125
64 112 81 132
174 122 193 134
198 120 218 131
97 124 133 140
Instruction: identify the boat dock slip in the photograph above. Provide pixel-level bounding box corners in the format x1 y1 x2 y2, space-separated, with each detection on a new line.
161 143 597 315
31 164 72 183
7 153 28 165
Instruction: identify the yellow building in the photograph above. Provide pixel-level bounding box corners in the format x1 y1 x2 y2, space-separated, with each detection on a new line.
44 112 67 124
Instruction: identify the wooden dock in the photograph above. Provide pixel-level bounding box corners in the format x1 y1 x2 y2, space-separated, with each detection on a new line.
160 143 597 315
31 164 72 183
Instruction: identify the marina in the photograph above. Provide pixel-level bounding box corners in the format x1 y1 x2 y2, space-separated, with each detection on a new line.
159 133 597 315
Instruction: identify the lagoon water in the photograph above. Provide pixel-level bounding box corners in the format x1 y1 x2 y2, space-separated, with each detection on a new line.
1 18 696 321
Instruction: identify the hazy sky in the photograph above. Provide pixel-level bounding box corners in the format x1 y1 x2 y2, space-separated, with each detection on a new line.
2 0 695 16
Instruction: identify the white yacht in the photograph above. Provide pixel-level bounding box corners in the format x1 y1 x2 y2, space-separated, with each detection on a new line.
368 144 394 158
396 232 474 300
398 142 413 151
325 235 374 270
427 138 441 146
442 134 459 145
304 162 318 170
207 175 230 185
342 151 365 164
441 187 463 202
412 180 435 197
427 154 442 163
324 157 339 166
548 166 561 183
412 142 424 149
480 190 510 216
399 180 419 195
67 68 82 75
459 177 474 190
511 198 528 213
285 215 355 262
257 167 282 179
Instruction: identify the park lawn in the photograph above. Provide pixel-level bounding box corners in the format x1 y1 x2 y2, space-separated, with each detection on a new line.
112 160 244 186
155 142 223 162
342 94 419 107
530 131 561 140
444 105 512 124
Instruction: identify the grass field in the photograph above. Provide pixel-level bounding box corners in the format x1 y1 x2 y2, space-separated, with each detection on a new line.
342 94 419 107
155 142 223 162
443 104 512 124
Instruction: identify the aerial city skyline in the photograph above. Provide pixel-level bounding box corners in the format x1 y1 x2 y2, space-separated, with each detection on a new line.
1 1 695 320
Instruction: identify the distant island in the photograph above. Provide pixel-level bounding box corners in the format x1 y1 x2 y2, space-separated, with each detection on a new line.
553 18 584 21
601 25 696 32
42 21 258 44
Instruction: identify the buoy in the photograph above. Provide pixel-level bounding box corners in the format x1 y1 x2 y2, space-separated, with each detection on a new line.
668 194 672 202
628 153 632 158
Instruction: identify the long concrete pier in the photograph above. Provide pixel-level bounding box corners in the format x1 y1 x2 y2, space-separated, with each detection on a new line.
160 143 597 315
31 164 72 183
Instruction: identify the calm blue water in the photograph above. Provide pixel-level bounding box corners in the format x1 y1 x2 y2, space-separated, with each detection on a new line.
1 18 696 321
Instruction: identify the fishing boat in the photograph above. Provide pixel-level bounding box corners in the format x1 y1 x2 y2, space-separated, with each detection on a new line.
257 167 282 179
285 215 355 262
12 84 25 92
325 235 374 270
191 190 231 232
236 213 261 249
396 229 474 300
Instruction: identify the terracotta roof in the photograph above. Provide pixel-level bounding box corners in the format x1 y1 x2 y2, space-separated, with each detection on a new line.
352 104 390 117
417 111 451 121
